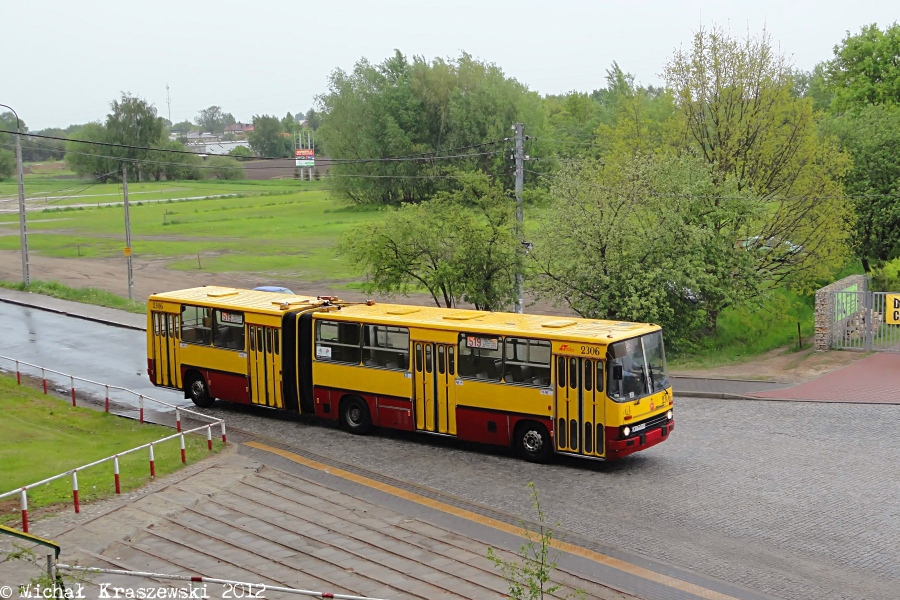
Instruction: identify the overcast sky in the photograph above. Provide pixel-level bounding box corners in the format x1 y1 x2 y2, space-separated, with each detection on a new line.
3 1 896 130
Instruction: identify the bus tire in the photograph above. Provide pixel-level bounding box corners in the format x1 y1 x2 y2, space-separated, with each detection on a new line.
186 373 214 408
341 396 372 435
515 421 552 463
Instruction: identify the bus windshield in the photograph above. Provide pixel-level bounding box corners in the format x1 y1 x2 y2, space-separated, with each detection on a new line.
606 331 669 402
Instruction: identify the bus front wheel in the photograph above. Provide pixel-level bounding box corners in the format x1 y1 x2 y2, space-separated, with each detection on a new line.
515 422 552 463
186 373 214 408
341 396 372 435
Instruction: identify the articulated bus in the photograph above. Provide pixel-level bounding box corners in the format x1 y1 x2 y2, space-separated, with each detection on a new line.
147 287 674 462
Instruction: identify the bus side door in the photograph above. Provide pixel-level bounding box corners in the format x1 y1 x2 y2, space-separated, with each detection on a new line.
249 325 282 408
151 311 180 389
414 342 456 435
554 356 605 457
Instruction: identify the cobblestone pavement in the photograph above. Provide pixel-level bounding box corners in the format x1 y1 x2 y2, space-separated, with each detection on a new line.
192 398 900 600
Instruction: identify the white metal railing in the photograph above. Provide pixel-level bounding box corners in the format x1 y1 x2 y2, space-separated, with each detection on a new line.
0 354 219 430
55 564 393 600
0 355 226 534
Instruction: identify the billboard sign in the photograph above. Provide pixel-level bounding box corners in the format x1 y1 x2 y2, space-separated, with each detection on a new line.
295 148 315 167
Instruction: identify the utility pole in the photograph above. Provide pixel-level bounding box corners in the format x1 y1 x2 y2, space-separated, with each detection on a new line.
513 122 524 314
166 84 171 124
15 127 30 286
122 165 134 300
0 104 30 285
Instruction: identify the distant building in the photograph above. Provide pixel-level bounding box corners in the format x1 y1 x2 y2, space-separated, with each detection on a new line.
224 123 254 134
196 141 251 156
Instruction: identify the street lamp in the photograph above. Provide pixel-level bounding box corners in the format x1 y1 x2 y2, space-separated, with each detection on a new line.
0 103 30 285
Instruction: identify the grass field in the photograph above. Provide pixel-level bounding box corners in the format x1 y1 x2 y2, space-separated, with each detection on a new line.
0 279 146 314
0 374 222 521
0 177 383 281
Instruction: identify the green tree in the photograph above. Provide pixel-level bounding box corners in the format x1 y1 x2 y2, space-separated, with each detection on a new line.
228 145 254 160
65 122 117 181
533 155 761 343
196 106 226 133
826 23 900 111
281 112 296 133
664 25 851 297
822 104 900 271
340 172 518 310
223 112 236 127
304 108 322 130
318 50 543 205
144 140 201 181
172 120 194 133
206 155 244 180
0 148 14 179
248 114 291 157
105 92 167 181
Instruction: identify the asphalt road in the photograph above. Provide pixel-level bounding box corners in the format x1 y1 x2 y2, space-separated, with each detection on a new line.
0 301 183 407
1 302 897 600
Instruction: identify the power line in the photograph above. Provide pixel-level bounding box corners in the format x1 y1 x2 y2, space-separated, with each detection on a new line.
6 141 478 180
0 129 510 164
7 142 503 179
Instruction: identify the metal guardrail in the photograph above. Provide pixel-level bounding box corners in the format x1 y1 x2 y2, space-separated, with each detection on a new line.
0 354 218 430
0 355 226 534
56 564 393 600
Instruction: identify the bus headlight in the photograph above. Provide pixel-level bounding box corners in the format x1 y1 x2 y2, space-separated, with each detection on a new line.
667 410 673 420
622 426 631 437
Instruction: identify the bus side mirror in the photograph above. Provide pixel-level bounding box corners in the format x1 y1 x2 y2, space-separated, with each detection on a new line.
612 365 623 381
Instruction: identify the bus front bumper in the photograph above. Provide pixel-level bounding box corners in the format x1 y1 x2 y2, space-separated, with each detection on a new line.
605 418 674 461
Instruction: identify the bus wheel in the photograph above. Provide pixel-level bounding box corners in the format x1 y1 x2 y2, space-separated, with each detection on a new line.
341 396 372 435
516 422 552 463
186 374 214 408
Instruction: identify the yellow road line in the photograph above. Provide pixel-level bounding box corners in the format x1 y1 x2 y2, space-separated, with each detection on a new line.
244 441 742 600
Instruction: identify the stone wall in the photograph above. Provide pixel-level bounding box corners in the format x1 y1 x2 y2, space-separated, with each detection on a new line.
815 274 867 351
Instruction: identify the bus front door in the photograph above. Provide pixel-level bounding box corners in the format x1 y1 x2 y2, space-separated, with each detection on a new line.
554 356 605 458
414 343 456 435
249 325 282 408
151 312 181 389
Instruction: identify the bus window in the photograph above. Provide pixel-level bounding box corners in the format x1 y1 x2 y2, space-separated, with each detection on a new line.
274 330 280 355
557 357 565 388
584 361 593 391
569 358 577 389
256 327 263 352
315 320 361 364
416 344 423 372
457 333 502 381
362 325 409 370
213 309 245 350
266 328 273 354
503 338 551 386
181 305 211 345
596 362 604 392
425 345 433 373
448 347 455 375
438 346 445 374
249 326 256 351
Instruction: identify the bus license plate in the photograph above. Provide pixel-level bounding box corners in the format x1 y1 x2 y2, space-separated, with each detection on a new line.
631 422 647 433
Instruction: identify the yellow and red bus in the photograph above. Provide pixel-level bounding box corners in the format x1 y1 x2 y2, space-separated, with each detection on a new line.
147 286 674 462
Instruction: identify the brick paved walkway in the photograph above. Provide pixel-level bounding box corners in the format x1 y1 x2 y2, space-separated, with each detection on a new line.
750 352 900 404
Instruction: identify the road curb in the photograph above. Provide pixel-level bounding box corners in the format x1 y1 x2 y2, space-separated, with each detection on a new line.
0 295 145 332
673 390 763 400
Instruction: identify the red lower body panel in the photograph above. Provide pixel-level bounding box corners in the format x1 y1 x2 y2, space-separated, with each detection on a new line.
312 386 413 430
604 419 674 460
181 366 251 405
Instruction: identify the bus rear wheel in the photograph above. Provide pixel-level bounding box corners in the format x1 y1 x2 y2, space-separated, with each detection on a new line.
515 422 552 463
341 396 372 435
186 374 214 408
